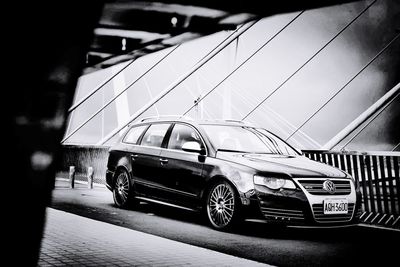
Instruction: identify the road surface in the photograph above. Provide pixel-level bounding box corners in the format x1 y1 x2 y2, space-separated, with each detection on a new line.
49 180 399 266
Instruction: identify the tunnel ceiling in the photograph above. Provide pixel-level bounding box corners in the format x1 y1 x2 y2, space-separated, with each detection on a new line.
85 0 360 74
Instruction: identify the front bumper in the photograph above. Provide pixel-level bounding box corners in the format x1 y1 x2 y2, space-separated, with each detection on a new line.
249 178 362 226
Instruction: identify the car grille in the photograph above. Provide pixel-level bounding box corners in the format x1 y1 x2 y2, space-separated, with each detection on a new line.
261 207 305 222
312 203 354 223
298 179 351 195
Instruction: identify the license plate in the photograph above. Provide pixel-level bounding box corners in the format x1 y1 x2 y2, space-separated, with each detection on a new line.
323 199 348 214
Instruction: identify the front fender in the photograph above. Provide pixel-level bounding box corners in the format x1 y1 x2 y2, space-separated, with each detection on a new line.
202 157 256 202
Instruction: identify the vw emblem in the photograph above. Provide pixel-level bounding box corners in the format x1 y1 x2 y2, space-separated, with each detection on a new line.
322 180 336 194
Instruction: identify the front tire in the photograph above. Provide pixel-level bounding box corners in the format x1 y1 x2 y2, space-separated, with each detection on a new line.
113 170 133 208
206 181 241 230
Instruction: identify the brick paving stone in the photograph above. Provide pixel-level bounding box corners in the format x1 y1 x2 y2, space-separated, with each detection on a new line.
38 208 272 266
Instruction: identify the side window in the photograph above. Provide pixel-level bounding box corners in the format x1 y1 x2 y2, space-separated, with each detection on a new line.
123 125 147 144
168 124 202 151
140 123 170 148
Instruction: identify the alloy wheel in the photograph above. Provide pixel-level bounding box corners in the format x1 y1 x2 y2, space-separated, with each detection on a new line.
207 183 236 229
113 171 130 207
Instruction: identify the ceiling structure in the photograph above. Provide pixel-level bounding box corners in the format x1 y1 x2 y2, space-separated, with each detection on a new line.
85 0 359 73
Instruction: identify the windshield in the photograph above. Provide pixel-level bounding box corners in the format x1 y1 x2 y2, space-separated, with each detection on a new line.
202 125 299 156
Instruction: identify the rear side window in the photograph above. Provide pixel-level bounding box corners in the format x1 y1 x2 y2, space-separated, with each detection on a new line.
123 125 147 144
140 123 170 148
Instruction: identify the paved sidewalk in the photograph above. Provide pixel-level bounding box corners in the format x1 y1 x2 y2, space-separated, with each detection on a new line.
38 208 271 266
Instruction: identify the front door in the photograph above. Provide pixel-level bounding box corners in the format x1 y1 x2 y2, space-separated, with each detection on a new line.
159 123 205 208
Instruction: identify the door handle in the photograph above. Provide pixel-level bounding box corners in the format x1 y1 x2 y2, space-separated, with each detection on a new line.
131 154 139 160
159 158 169 164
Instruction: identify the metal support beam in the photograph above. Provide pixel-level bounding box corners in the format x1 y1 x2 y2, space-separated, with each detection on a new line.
97 20 258 145
322 82 400 150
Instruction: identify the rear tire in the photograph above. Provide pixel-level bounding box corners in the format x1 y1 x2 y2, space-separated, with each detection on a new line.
206 180 242 230
113 170 133 208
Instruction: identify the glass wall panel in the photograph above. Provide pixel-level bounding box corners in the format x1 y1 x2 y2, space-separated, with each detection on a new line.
335 95 400 151
64 32 228 144
239 1 399 149
297 43 399 147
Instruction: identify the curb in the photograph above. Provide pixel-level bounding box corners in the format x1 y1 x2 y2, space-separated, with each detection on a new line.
358 223 400 232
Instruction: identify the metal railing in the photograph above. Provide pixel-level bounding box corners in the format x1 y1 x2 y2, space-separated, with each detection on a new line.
57 145 109 184
303 150 400 228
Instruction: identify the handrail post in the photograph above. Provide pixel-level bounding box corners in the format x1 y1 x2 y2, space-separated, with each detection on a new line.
69 166 75 189
87 166 94 189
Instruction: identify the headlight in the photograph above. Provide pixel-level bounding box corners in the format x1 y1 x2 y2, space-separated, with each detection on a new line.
254 175 296 190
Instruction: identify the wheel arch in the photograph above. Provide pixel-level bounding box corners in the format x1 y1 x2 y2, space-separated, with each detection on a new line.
113 165 131 186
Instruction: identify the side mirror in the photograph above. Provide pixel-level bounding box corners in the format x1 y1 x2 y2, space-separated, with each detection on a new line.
182 141 205 155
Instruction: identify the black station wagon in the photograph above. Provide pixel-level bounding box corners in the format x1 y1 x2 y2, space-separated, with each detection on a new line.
106 117 361 230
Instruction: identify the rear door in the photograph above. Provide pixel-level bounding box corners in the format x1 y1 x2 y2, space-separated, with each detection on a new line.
130 123 172 198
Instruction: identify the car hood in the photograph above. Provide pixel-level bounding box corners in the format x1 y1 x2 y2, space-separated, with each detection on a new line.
216 152 348 178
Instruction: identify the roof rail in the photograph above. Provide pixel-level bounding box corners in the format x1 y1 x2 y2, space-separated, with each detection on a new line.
198 119 257 127
223 119 245 124
201 119 246 124
139 115 194 122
